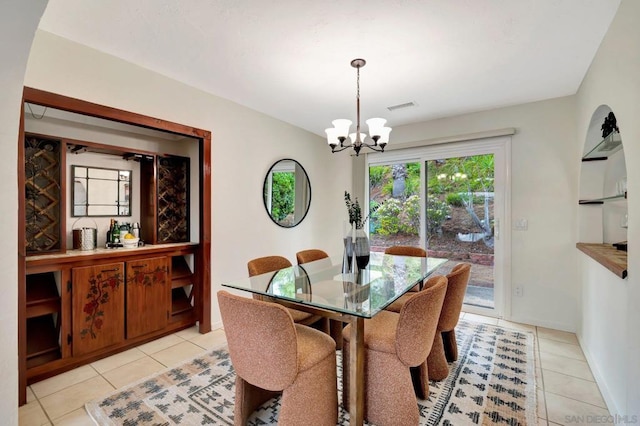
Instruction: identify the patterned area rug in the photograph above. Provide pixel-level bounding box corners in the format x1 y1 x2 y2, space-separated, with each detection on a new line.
86 320 537 425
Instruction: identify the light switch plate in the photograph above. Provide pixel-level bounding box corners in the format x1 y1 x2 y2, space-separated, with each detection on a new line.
515 218 528 231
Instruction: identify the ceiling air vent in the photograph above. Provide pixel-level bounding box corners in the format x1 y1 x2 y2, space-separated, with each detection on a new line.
387 102 416 111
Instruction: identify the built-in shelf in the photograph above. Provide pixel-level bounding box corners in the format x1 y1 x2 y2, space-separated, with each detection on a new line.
576 242 627 279
582 131 622 160
579 193 627 205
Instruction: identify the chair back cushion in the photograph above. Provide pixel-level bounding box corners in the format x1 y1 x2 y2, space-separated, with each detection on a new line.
217 290 298 390
384 245 427 258
395 276 447 366
247 255 292 277
439 263 471 331
296 249 329 264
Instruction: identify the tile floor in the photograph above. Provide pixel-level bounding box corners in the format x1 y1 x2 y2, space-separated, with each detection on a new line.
20 313 610 425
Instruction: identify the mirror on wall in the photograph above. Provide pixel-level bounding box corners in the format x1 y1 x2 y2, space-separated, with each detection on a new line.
263 159 311 227
72 165 132 216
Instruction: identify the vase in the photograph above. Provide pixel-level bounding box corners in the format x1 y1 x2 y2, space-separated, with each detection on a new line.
343 225 370 274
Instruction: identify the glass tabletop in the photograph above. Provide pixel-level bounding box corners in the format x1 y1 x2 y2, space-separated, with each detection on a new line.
222 252 448 318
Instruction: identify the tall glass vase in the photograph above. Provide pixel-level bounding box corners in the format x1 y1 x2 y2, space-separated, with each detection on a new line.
342 223 370 275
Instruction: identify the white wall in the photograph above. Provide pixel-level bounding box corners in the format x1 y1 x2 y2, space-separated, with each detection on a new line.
390 96 579 331
0 1 48 423
575 0 640 416
24 30 352 333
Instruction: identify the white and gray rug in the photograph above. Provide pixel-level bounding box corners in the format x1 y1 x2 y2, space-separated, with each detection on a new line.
86 320 537 425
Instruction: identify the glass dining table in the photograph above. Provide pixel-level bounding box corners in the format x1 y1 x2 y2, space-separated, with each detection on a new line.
222 252 448 426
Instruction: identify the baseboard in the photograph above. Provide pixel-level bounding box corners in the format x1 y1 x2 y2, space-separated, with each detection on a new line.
577 334 619 416
505 314 576 333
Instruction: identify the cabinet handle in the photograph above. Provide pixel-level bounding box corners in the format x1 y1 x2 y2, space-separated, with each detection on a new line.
101 268 120 272
131 265 147 269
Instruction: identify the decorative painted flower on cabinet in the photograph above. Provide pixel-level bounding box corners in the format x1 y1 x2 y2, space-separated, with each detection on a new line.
81 272 123 339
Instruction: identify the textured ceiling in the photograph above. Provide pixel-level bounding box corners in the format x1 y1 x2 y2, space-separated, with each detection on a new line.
38 0 620 137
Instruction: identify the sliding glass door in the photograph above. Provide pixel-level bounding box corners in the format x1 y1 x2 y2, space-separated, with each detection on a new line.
367 137 510 317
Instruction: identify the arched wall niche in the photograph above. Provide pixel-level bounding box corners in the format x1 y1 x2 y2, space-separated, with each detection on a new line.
578 105 627 245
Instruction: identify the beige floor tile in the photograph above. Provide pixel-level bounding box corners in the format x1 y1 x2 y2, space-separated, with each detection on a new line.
543 370 606 408
90 347 146 374
26 386 36 403
19 400 51 426
189 329 227 350
137 334 184 355
31 365 98 399
498 319 537 334
538 418 548 426
545 392 610 424
51 408 94 425
538 338 586 361
464 312 499 325
174 325 201 340
150 340 207 367
538 388 547 419
537 327 579 345
539 352 594 381
102 356 165 389
39 376 114 421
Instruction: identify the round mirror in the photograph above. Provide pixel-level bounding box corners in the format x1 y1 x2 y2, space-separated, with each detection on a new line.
263 159 311 228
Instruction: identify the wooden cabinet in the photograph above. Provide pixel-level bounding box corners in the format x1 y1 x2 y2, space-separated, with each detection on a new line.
126 257 170 339
72 263 125 356
22 244 202 395
19 87 212 407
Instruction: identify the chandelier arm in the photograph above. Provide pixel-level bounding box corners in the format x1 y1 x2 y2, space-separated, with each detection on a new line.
360 142 385 153
330 144 353 154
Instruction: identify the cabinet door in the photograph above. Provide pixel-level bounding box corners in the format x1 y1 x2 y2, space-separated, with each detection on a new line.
126 256 170 338
72 263 125 356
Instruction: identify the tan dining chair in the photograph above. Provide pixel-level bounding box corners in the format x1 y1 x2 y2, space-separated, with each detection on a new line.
295 249 329 264
341 276 447 426
384 245 427 294
412 262 472 398
247 255 329 332
217 290 338 425
295 249 344 348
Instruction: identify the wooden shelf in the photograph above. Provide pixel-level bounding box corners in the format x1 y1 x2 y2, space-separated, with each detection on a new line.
171 288 193 316
26 273 60 318
26 316 61 368
171 255 194 288
576 243 627 279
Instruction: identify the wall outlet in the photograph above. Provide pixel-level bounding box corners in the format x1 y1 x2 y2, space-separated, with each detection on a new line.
514 286 524 297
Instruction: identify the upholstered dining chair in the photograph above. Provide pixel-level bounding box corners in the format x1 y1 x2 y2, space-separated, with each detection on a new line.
295 248 330 264
411 262 472 398
384 245 427 294
295 249 343 348
217 291 338 426
341 276 447 426
247 255 329 332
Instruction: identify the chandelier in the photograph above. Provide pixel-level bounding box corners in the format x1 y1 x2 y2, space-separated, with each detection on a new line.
325 58 391 156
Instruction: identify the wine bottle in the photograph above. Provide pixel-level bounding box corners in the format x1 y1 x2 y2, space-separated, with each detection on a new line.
112 220 120 244
106 219 114 247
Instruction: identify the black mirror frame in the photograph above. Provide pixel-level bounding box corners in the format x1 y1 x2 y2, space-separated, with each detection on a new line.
262 158 311 228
